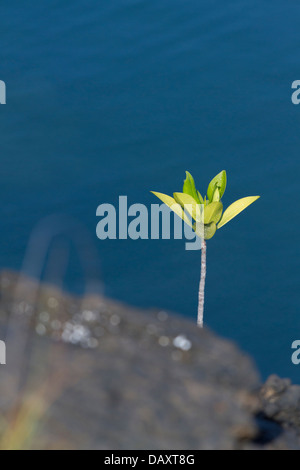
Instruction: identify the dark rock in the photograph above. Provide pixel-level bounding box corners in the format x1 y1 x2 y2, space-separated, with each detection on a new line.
0 270 298 450
260 375 300 432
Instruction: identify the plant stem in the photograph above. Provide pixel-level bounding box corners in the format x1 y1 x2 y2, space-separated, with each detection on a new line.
197 238 207 328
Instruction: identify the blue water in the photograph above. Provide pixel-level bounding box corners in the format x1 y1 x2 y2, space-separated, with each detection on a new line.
1 0 300 382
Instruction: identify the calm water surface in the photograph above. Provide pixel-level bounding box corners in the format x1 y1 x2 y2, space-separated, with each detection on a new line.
0 0 300 381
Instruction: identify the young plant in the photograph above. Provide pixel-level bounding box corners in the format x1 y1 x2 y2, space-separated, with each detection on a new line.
151 170 260 328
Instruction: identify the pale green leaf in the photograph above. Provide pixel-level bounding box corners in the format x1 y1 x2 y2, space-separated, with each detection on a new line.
217 196 260 229
151 191 193 228
207 170 227 201
173 192 202 222
204 201 223 224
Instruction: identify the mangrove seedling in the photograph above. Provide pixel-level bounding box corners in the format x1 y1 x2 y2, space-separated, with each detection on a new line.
151 170 260 328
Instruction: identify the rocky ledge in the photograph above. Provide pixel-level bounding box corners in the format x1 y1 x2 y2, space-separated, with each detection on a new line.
0 270 299 450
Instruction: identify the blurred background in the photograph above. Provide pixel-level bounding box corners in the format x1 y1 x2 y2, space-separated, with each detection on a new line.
0 0 299 384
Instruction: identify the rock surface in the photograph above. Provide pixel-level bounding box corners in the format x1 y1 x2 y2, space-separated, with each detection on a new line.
260 375 300 432
0 270 299 450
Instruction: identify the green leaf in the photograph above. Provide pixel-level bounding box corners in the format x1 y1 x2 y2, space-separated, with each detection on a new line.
151 191 193 228
207 170 227 202
204 222 217 240
212 187 220 202
204 202 223 224
194 221 217 240
173 192 202 222
183 171 203 204
197 190 204 204
217 196 260 229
